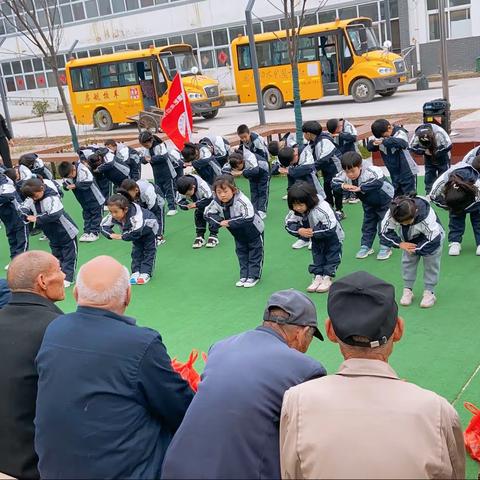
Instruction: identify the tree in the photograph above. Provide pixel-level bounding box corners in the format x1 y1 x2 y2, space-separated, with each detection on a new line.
32 99 50 137
0 0 79 150
281 0 327 144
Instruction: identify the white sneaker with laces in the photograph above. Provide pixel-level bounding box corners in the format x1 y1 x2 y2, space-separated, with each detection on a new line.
79 233 90 242
136 274 151 285
282 194 288 200
130 272 140 284
192 237 206 249
307 275 323 293
166 209 178 216
420 290 436 308
243 278 259 288
63 280 72 288
292 239 309 249
400 288 414 306
448 242 461 256
235 278 247 287
206 236 219 248
258 211 267 220
89 233 99 242
316 276 332 293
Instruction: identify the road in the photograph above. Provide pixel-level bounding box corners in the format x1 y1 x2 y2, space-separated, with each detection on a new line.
8 77 480 140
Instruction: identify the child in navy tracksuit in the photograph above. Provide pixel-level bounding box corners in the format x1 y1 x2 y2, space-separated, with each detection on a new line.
96 144 131 188
120 178 165 244
177 174 219 249
302 121 345 219
58 160 105 243
409 123 452 194
19 153 54 180
237 124 269 161
139 131 178 214
101 190 159 285
199 135 231 167
463 146 480 164
368 119 418 197
20 178 78 286
326 118 358 154
181 142 222 187
430 162 480 256
332 152 394 261
78 145 111 200
285 181 344 294
105 139 143 181
227 149 270 218
205 175 264 288
381 195 444 308
0 172 29 266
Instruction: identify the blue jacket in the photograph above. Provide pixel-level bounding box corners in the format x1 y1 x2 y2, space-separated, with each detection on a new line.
161 326 326 479
34 306 194 479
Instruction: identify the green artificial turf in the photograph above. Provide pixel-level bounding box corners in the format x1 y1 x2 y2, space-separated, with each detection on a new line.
1 176 479 477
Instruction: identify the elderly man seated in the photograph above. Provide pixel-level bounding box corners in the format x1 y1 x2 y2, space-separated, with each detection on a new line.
34 255 194 479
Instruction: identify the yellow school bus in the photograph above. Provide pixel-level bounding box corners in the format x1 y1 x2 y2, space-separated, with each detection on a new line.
66 44 225 130
231 17 406 108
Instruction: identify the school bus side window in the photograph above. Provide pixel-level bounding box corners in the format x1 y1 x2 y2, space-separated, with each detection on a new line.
99 61 137 88
71 67 98 91
237 45 252 70
271 40 288 66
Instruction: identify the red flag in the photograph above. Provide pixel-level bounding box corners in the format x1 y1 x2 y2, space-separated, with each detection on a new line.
160 72 193 150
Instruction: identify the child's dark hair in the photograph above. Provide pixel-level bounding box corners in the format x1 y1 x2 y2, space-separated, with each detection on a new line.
105 139 117 148
471 156 480 172
417 125 437 153
176 175 196 195
278 147 294 168
138 131 153 144
107 190 133 210
268 141 280 157
86 153 104 170
371 119 391 138
229 152 244 170
341 151 362 170
213 174 237 192
444 174 478 214
181 142 199 162
21 178 45 198
390 195 417 223
302 121 322 136
58 161 74 178
120 178 138 192
4 168 17 182
326 118 340 134
19 153 36 169
287 181 319 211
237 124 249 135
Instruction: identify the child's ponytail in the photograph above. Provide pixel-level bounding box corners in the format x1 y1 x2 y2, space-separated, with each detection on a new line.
390 195 417 223
444 174 478 214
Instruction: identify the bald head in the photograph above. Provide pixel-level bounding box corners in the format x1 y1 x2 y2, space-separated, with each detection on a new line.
7 251 65 302
75 256 131 314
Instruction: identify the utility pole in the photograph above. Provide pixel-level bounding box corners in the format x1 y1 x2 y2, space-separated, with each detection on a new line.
0 38 13 135
438 0 449 105
245 0 266 125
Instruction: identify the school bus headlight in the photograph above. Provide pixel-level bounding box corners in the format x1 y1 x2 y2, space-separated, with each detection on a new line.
188 92 203 99
378 67 394 75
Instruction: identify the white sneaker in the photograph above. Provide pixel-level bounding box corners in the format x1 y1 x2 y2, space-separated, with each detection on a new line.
39 235 47 241
136 273 151 285
166 209 178 216
316 275 332 293
63 280 72 288
292 239 309 249
235 278 247 287
206 236 219 248
79 233 90 242
89 233 99 242
192 237 206 249
258 211 267 220
282 194 288 200
476 245 480 256
400 288 414 306
307 275 323 293
308 240 312 250
4 263 9 271
243 278 259 288
448 242 461 256
130 272 140 284
420 290 436 308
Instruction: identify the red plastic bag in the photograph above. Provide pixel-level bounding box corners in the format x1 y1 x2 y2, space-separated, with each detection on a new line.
171 350 207 392
464 402 480 462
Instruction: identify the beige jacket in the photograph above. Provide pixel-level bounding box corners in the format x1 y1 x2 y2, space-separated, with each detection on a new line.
280 358 465 479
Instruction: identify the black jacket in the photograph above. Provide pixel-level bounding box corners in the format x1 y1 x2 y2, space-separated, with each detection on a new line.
0 292 63 479
0 114 12 140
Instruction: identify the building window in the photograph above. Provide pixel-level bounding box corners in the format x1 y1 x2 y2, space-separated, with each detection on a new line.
5 77 16 92
262 20 280 32
213 29 228 46
112 0 126 13
98 1 112 15
84 0 99 18
338 6 357 19
199 50 214 69
182 34 198 48
198 31 213 48
359 2 379 22
228 26 245 41
427 0 471 40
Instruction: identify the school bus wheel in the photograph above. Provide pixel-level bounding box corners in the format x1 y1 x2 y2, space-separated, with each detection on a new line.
201 110 219 119
94 108 115 131
378 88 398 97
351 78 376 103
262 87 284 110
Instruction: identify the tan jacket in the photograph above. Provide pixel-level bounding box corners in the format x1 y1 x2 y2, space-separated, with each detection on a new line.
280 358 465 479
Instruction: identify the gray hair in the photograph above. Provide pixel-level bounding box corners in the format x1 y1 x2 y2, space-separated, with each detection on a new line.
7 251 57 291
76 264 130 305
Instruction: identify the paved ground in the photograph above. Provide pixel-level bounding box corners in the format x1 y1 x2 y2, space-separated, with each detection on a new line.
7 77 480 139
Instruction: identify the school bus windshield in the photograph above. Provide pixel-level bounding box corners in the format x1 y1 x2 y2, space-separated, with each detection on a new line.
347 26 381 54
160 51 200 79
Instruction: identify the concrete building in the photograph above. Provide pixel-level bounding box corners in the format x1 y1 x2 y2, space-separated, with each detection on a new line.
0 0 478 104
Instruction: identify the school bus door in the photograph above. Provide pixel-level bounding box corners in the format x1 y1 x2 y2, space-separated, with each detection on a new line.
295 36 324 101
317 31 343 96
151 56 169 109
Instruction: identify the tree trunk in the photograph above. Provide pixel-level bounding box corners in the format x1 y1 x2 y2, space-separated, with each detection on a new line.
42 114 48 137
291 61 303 145
52 66 79 150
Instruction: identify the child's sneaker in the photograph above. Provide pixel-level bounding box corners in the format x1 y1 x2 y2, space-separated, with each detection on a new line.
130 272 140 284
448 242 461 256
356 246 374 259
206 236 219 248
243 278 259 288
166 209 178 216
307 275 323 293
376 246 392 261
292 239 309 249
420 290 436 308
476 245 480 256
4 263 9 271
258 211 267 220
39 235 47 241
136 274 151 285
335 211 346 221
316 276 332 293
63 280 72 288
89 233 99 242
235 278 247 287
348 196 360 204
156 235 166 246
192 237 205 249
79 233 90 242
282 194 288 200
400 288 414 306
